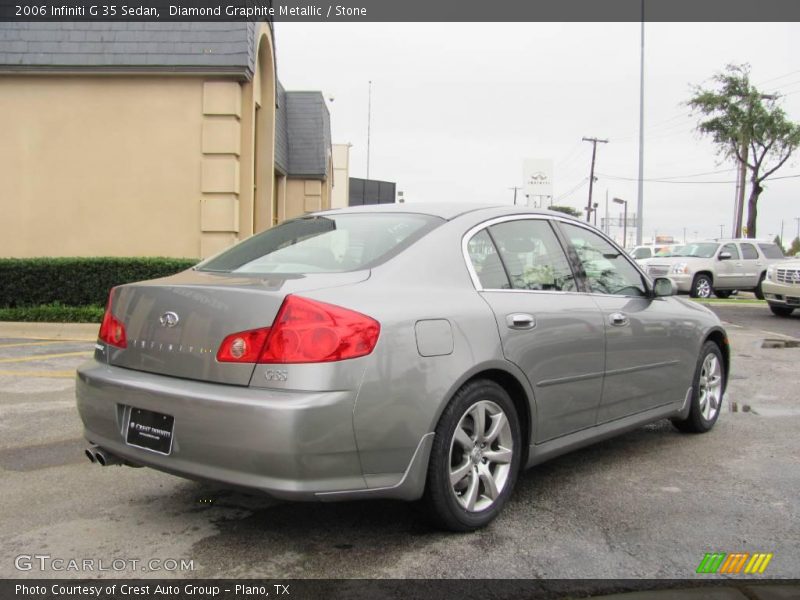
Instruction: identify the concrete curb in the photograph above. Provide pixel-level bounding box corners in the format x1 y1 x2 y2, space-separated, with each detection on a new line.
0 321 98 341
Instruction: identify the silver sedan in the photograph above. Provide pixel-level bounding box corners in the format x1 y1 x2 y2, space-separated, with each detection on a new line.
76 204 728 531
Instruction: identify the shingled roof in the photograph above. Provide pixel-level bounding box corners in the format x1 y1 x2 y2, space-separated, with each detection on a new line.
0 22 259 77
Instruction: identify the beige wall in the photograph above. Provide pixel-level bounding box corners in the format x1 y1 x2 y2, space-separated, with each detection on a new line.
0 76 207 258
0 25 280 260
331 143 350 209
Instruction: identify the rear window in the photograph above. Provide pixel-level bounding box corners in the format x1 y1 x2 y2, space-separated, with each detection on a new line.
197 213 442 274
758 243 785 259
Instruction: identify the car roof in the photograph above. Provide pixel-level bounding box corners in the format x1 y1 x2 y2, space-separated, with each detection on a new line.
316 202 587 223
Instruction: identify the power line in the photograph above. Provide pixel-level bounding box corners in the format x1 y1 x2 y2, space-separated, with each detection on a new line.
554 178 589 202
756 68 800 87
597 172 800 184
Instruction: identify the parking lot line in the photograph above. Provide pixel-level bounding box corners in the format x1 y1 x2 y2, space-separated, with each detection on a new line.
0 369 75 378
0 351 91 364
0 340 76 349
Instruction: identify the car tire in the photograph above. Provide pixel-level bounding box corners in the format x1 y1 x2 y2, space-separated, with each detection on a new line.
690 274 713 299
714 290 733 299
754 273 766 300
769 304 794 317
423 379 521 532
672 341 725 434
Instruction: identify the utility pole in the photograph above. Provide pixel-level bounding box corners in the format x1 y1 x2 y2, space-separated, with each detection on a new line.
582 136 608 222
366 80 372 180
636 0 645 245
795 217 800 240
719 224 724 239
509 186 522 205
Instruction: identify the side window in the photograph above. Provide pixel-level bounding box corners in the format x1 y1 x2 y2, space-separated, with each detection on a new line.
466 229 510 289
633 247 651 259
758 243 785 259
740 243 758 260
560 223 647 297
721 243 740 259
487 219 576 291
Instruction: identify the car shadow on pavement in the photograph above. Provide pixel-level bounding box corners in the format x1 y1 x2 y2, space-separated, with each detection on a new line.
180 420 683 578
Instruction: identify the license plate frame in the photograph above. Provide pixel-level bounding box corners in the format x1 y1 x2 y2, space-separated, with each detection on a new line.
125 407 175 455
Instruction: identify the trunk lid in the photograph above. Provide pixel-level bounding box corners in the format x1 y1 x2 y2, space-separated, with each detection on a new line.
105 269 369 385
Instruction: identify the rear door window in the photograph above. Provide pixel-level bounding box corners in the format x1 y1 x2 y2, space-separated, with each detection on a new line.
486 219 576 291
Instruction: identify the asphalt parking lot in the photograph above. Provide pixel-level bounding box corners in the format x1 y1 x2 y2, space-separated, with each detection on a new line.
0 309 798 584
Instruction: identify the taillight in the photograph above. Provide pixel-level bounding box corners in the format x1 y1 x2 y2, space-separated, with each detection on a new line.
216 295 380 364
98 289 127 348
217 327 271 363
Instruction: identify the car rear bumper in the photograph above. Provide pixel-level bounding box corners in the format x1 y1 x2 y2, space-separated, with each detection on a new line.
762 281 800 308
76 360 430 501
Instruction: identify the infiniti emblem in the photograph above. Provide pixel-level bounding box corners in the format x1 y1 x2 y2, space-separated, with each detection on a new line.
159 311 180 328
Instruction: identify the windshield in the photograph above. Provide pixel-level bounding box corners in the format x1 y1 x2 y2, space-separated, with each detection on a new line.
655 245 684 257
674 243 719 258
197 213 442 274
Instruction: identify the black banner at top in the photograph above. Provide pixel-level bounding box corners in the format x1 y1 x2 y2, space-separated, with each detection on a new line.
2 0 800 22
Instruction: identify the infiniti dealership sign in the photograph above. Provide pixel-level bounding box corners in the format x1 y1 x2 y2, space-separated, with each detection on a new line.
523 158 553 204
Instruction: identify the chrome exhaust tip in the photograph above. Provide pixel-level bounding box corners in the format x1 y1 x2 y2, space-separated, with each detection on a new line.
85 448 97 463
95 448 119 466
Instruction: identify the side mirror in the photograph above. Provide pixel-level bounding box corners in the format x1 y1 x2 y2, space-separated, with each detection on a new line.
653 277 676 297
718 251 732 261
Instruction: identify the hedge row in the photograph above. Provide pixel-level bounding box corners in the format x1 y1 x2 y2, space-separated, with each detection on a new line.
0 303 105 323
0 257 198 308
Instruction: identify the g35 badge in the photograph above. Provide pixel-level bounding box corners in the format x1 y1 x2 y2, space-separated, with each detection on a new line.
264 370 288 382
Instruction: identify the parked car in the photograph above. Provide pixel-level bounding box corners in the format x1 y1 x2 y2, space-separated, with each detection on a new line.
76 205 729 531
629 244 671 262
643 239 784 299
762 257 800 317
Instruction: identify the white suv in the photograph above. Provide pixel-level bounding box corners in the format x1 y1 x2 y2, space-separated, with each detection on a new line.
642 239 785 299
763 257 800 316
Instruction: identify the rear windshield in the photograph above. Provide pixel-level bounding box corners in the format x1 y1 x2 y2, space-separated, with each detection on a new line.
758 243 785 259
196 213 442 274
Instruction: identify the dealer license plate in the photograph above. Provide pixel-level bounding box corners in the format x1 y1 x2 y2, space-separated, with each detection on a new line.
126 407 175 455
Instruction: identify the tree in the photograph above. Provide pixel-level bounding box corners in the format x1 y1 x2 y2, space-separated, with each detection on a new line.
687 64 800 238
789 237 800 257
773 235 785 253
549 205 582 218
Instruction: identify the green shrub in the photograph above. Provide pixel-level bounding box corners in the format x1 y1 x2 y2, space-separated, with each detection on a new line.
0 257 198 308
0 303 105 323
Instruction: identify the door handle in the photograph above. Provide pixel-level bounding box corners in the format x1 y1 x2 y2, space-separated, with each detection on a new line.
506 313 536 330
609 312 629 327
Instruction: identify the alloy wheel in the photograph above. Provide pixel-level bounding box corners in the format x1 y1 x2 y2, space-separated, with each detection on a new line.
698 353 722 421
695 278 712 298
449 400 513 512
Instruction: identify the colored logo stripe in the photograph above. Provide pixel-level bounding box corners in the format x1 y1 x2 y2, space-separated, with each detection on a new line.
745 553 773 574
696 552 773 574
697 553 726 574
720 553 749 574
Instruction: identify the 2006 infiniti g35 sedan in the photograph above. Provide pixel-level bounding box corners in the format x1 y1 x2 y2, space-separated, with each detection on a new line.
77 204 728 531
